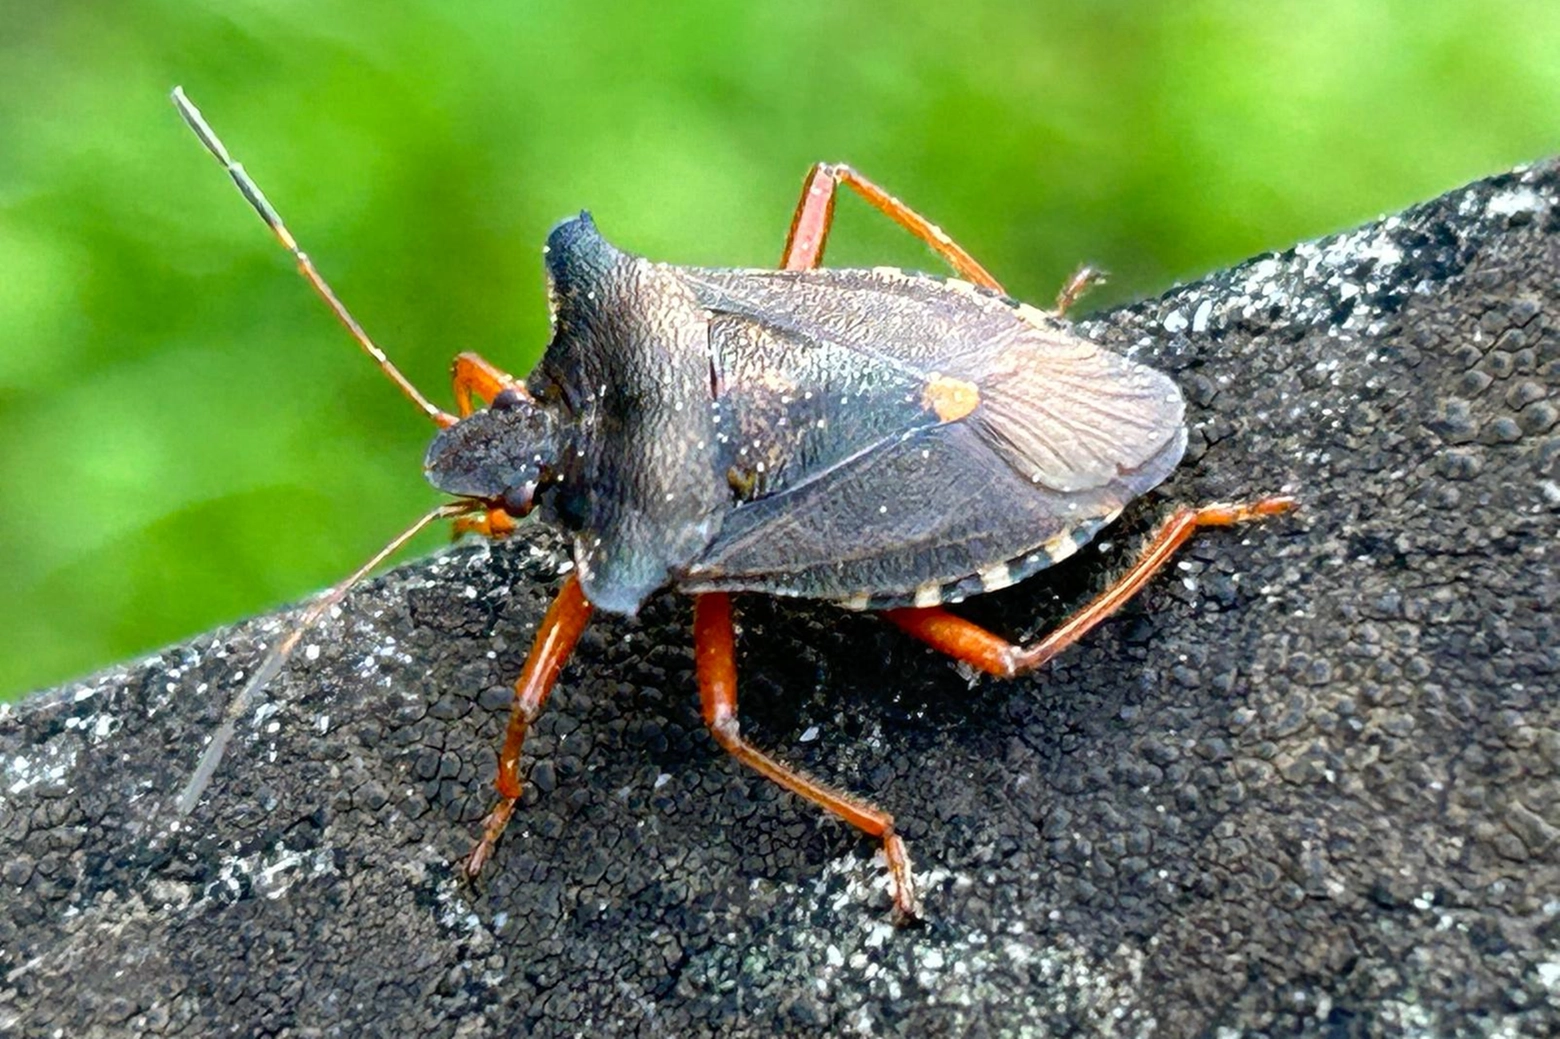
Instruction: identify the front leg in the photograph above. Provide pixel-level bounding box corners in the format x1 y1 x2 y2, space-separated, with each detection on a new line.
463 575 594 879
451 351 524 418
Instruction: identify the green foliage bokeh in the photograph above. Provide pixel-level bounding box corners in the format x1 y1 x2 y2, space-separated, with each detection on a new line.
4 1 1560 699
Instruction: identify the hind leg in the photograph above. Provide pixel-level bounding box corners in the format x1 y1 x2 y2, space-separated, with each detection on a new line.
884 497 1297 677
779 162 1003 291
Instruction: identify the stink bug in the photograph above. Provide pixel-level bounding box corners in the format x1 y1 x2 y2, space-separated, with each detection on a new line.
171 89 1295 923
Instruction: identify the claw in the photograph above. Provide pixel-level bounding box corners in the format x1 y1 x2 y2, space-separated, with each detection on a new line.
462 799 517 881
884 834 922 925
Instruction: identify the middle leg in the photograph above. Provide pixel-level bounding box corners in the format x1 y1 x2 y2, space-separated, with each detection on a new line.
693 592 921 923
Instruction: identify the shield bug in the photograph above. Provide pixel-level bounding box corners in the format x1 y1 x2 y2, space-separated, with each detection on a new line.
171 88 1295 923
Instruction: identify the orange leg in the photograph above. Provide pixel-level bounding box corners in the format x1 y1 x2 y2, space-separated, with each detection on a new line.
447 354 527 539
1054 264 1107 316
780 163 1004 292
451 351 523 418
462 575 594 879
452 506 518 540
883 496 1298 678
694 593 921 924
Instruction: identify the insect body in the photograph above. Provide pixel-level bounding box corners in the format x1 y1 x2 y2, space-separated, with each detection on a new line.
426 214 1187 614
174 89 1294 923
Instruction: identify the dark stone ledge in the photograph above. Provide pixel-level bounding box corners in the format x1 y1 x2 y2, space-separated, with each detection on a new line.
4 163 1559 1037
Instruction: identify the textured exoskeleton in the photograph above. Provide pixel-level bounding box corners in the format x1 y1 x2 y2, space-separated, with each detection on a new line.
425 212 1186 614
172 87 1289 923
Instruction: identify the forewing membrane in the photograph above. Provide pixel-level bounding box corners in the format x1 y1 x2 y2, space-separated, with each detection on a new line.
679 265 1187 600
972 323 1186 493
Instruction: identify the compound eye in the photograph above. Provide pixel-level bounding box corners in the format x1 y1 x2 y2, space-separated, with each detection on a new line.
502 480 539 517
490 387 526 412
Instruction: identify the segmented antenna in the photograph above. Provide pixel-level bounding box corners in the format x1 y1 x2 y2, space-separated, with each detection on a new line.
171 86 455 429
176 501 477 815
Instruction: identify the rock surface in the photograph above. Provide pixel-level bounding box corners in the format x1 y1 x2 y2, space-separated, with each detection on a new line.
3 163 1559 1037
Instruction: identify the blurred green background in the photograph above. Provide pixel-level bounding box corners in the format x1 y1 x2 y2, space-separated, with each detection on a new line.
5 1 1560 700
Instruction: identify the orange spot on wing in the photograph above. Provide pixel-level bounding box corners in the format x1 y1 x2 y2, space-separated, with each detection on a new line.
922 374 981 423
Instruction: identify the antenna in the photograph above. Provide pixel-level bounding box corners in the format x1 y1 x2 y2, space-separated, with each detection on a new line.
176 501 478 815
171 86 456 429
